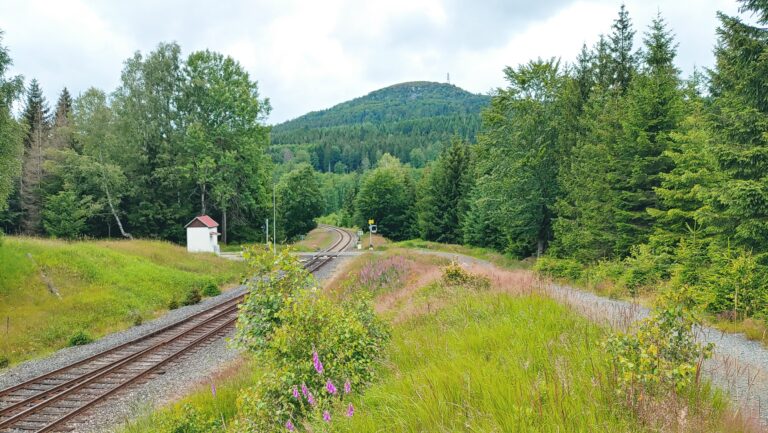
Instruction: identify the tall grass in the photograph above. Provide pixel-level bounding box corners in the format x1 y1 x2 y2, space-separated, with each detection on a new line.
0 237 248 365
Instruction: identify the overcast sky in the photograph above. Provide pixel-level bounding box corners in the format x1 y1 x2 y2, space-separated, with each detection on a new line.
0 0 743 124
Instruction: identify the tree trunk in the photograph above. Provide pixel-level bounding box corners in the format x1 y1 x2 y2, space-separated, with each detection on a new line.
103 180 131 239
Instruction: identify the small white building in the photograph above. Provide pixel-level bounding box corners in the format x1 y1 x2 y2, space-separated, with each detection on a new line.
185 215 220 254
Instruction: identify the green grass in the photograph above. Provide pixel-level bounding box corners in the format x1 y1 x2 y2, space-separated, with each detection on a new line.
0 237 248 365
116 253 744 433
388 239 527 269
331 291 647 432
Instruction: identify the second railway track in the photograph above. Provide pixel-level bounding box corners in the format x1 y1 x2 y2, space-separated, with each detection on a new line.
0 226 355 433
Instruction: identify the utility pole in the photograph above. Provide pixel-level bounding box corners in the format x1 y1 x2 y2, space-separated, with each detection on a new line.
265 218 269 248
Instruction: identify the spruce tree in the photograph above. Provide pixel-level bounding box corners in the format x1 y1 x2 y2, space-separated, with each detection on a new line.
707 8 768 253
608 4 638 92
20 79 51 235
417 139 472 244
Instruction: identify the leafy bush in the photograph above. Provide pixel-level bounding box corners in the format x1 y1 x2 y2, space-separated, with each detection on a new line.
534 256 584 281
234 246 389 432
182 288 202 306
201 281 221 297
167 298 179 310
605 285 713 408
619 244 667 296
67 330 93 347
0 354 8 369
235 246 315 353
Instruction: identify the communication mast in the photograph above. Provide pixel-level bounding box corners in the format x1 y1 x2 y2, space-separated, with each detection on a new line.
446 72 450 84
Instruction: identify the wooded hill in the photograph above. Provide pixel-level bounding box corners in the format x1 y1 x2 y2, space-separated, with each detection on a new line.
269 82 489 171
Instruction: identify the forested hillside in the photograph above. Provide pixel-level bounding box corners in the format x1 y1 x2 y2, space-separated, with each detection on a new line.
316 2 768 330
270 81 489 171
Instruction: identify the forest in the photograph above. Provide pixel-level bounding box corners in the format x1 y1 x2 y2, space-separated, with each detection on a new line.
1 1 767 321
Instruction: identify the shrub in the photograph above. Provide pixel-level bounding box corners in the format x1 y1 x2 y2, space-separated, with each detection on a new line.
128 310 143 326
235 246 314 353
441 260 490 290
201 281 221 297
620 244 666 296
168 298 179 310
605 285 713 408
234 246 389 432
238 292 388 432
67 330 93 347
534 256 583 281
182 288 202 306
0 354 8 369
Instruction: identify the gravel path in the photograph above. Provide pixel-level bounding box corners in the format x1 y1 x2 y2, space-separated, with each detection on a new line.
417 250 768 426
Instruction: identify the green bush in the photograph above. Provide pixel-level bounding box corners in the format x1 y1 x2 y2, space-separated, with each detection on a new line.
128 310 143 326
0 354 8 369
167 298 179 310
201 281 221 297
182 288 202 306
534 256 584 281
605 285 713 407
67 330 93 347
234 246 389 432
235 246 314 353
619 244 666 296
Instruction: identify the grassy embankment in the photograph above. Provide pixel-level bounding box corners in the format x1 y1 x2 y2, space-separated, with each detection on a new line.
0 237 248 366
120 249 754 433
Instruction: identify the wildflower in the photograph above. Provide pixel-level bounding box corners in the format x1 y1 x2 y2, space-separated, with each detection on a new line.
313 351 324 374
210 382 216 398
344 380 351 394
346 403 355 417
323 410 331 422
307 392 316 406
301 383 309 398
292 386 300 399
286 420 295 431
326 379 337 395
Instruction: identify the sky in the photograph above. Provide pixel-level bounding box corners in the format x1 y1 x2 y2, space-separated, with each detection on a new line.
0 0 744 124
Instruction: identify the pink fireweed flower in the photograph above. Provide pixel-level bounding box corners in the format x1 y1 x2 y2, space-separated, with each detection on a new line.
323 410 331 422
307 392 316 406
344 380 351 394
301 383 309 398
346 403 355 417
286 420 295 431
312 351 324 374
210 382 216 398
326 379 337 395
292 386 300 399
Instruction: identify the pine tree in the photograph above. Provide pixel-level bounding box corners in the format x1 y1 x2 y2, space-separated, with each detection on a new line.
20 79 51 235
706 9 768 253
51 87 75 150
417 140 472 244
608 4 638 92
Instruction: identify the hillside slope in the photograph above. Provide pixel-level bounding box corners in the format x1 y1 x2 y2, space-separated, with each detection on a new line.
0 237 247 365
270 82 490 170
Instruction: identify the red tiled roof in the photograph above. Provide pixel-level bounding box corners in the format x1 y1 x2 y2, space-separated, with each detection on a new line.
184 215 219 228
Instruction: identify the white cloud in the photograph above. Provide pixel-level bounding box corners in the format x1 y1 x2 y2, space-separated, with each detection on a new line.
0 0 745 123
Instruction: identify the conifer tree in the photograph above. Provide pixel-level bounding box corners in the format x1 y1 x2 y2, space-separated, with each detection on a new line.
20 79 51 235
706 6 768 253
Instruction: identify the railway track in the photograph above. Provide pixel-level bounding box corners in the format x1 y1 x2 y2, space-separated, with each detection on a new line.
0 226 354 433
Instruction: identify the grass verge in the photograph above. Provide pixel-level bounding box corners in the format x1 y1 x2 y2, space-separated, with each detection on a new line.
0 237 248 365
